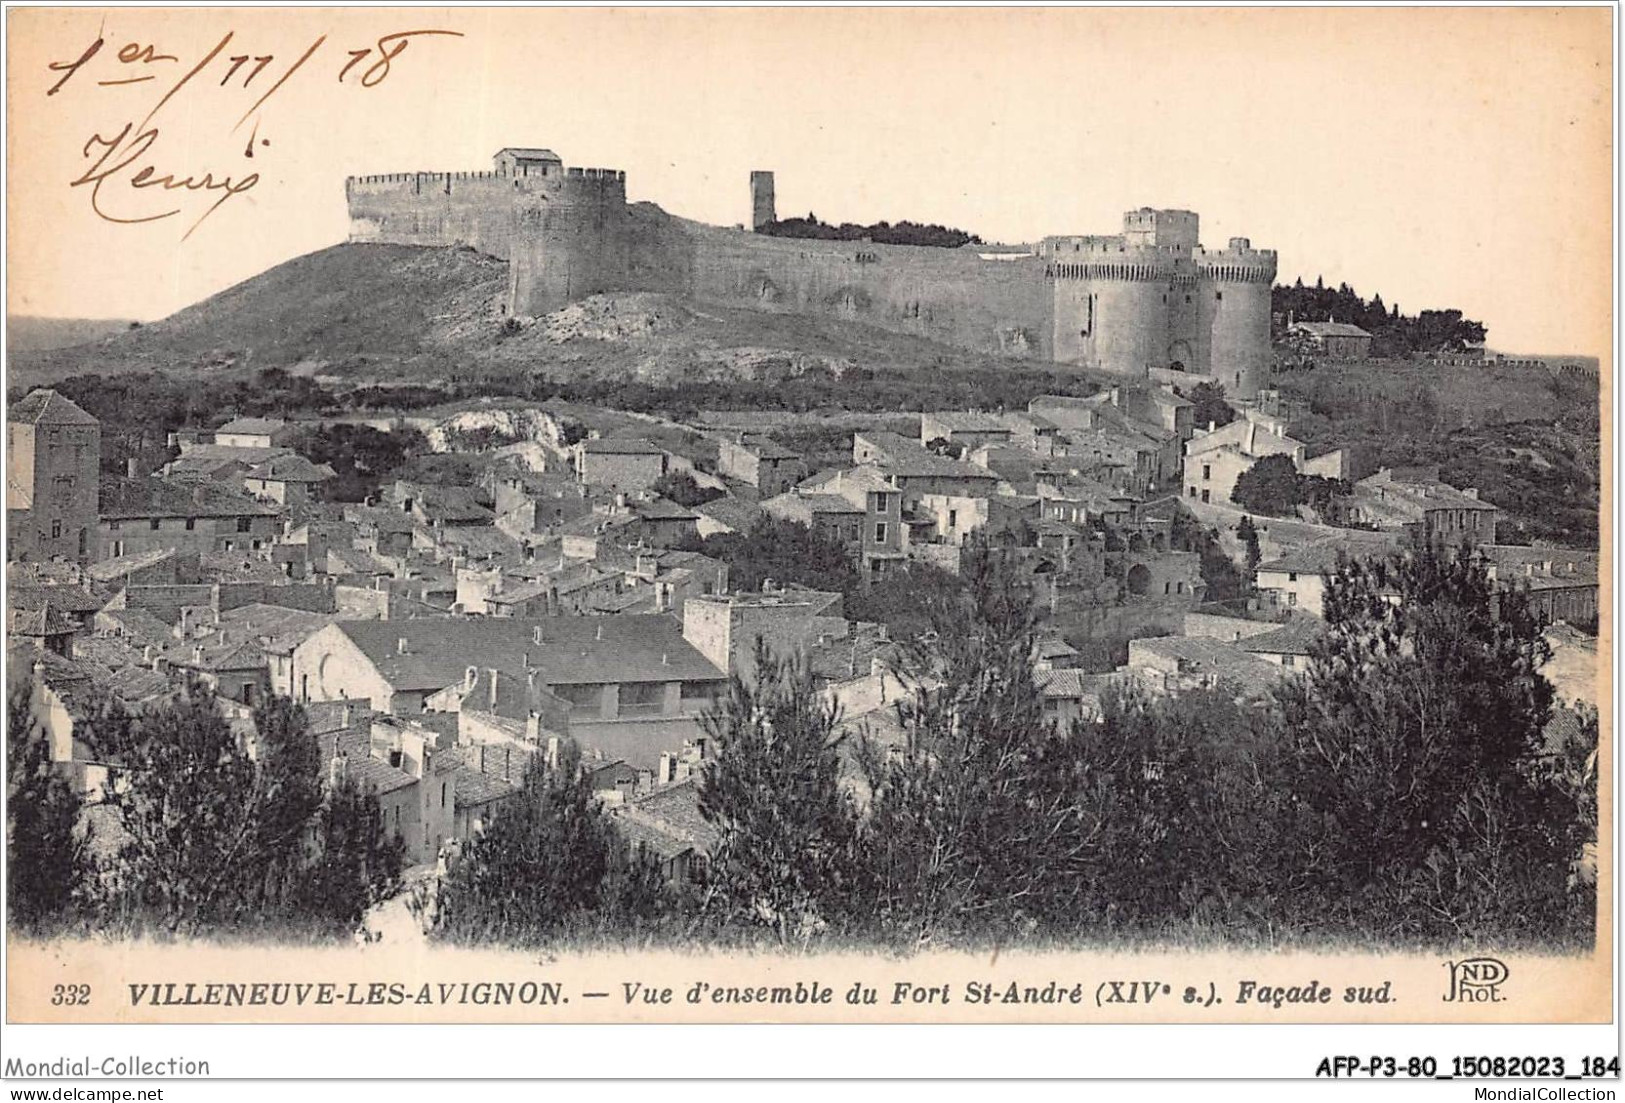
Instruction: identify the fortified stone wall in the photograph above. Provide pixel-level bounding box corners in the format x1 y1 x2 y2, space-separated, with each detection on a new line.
344 157 1274 378
678 220 1053 359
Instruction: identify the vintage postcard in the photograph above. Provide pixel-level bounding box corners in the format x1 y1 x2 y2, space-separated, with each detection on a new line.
1 3 1614 1056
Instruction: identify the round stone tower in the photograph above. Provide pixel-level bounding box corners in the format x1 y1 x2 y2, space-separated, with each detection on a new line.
508 167 631 317
1197 237 1277 400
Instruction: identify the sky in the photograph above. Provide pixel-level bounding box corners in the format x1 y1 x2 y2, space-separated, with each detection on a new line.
5 6 1614 358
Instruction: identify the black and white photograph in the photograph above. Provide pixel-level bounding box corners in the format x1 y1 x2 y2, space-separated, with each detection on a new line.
0 2 1615 1085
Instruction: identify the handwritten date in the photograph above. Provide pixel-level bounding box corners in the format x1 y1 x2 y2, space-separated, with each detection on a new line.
46 26 463 237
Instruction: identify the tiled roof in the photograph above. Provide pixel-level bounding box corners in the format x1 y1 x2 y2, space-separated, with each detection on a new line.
776 491 865 519
453 763 520 809
1240 619 1323 656
731 437 800 460
1257 534 1399 575
9 389 97 426
615 778 719 857
174 443 293 465
1036 668 1120 700
325 732 417 795
497 147 561 161
97 607 175 647
215 417 289 436
245 455 335 483
103 665 171 704
88 548 179 582
173 633 267 673
99 476 280 520
632 497 699 521
11 582 103 614
579 437 665 455
1291 321 1372 339
10 603 77 636
217 603 332 654
330 615 724 694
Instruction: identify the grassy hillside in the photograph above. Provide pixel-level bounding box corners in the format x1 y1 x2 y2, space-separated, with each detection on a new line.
1276 359 1600 547
10 242 1116 403
7 316 138 352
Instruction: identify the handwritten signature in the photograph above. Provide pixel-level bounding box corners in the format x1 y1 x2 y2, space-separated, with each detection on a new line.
45 26 463 238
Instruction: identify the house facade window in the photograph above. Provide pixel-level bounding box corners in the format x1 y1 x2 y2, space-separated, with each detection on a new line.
873 522 888 544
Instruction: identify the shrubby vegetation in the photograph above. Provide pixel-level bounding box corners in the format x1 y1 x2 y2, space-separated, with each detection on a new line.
1187 381 1235 429
1272 278 1486 356
760 213 981 249
653 470 724 508
1230 453 1352 521
7 685 403 941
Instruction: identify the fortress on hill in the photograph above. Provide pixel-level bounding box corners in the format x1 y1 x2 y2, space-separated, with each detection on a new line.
346 147 1278 396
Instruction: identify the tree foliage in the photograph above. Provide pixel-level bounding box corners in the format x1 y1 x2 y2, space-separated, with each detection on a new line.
856 545 1057 947
6 681 91 932
653 469 724 508
1188 382 1236 429
1273 279 1486 356
691 516 860 597
761 214 981 249
84 686 401 938
697 640 863 946
1231 454 1352 520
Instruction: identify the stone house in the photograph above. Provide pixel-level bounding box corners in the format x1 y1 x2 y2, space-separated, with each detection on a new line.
573 438 669 491
97 477 282 561
1288 320 1373 360
717 434 803 497
213 417 298 449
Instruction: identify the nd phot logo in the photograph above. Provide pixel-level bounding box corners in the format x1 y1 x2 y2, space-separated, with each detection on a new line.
1443 957 1508 1003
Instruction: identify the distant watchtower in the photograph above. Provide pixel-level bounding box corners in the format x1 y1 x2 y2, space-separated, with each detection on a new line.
750 171 776 231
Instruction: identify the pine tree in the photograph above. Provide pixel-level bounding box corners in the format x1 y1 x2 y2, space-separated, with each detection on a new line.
1272 545 1566 940
296 773 406 931
857 542 1055 947
5 678 90 932
433 741 618 946
697 638 862 947
95 685 265 933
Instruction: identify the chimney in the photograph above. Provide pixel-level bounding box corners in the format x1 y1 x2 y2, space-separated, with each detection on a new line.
342 703 353 729
526 710 543 743
488 669 499 708
396 637 409 655
533 624 544 645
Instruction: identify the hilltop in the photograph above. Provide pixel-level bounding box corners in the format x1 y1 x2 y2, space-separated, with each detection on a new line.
7 316 138 352
7 243 1099 397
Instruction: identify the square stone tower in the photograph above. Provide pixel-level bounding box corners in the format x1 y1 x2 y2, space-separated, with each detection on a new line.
750 170 776 231
7 389 101 563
